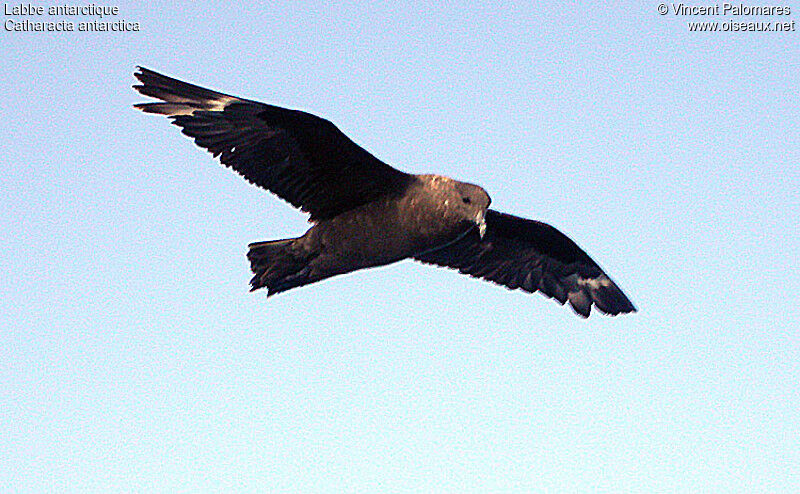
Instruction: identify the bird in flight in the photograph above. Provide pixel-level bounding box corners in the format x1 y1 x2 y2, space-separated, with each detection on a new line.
133 67 635 317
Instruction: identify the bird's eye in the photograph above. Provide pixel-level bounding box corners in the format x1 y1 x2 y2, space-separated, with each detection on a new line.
462 197 471 204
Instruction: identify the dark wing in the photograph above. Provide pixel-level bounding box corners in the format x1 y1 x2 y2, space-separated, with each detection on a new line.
133 67 414 221
415 210 636 317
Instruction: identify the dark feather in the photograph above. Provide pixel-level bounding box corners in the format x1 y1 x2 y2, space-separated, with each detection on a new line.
133 67 413 221
415 210 636 317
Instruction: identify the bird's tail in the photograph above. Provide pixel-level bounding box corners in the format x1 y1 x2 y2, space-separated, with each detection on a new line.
247 238 315 295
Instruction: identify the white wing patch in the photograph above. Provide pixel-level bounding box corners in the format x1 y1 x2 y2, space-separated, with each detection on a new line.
201 95 236 112
156 95 237 116
578 275 613 290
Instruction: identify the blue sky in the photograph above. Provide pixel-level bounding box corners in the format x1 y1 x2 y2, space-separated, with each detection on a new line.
2 1 798 492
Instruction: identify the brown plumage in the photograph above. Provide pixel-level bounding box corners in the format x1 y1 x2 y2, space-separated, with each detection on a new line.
133 67 636 317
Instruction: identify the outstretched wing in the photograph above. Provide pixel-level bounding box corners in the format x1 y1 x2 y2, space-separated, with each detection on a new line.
133 67 414 221
415 210 636 317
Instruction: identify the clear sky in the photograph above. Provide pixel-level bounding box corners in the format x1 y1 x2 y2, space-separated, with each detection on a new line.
2 1 798 492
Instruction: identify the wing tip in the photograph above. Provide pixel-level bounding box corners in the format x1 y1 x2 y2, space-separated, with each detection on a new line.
564 272 633 317
132 66 236 113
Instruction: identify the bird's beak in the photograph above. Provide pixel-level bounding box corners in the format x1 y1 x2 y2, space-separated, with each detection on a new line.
476 210 487 238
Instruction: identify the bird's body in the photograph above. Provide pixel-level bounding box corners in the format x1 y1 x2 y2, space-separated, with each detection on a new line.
249 174 489 294
133 67 636 317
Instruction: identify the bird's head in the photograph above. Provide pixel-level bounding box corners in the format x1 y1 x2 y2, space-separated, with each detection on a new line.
453 181 491 238
418 174 491 238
